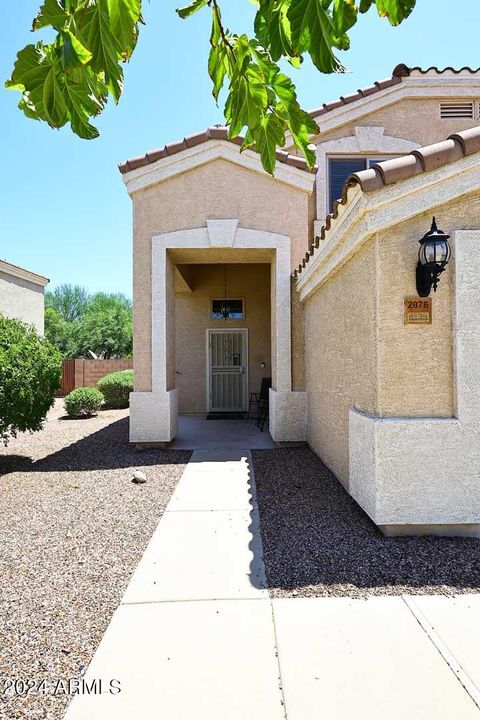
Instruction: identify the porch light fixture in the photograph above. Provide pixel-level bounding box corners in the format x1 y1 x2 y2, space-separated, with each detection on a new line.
416 217 451 297
220 264 230 320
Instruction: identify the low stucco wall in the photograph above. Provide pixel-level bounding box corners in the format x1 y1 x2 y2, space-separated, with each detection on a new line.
175 263 271 413
0 271 45 334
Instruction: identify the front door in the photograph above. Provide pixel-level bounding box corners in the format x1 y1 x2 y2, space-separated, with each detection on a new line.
207 329 248 412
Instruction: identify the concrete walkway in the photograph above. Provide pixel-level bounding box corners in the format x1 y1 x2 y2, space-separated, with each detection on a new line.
64 450 480 719
170 415 275 449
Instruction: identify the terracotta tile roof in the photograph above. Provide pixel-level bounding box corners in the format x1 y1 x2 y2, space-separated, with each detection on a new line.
293 125 480 279
308 63 480 119
118 126 316 175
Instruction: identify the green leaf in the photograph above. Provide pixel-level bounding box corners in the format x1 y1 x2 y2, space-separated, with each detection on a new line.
373 0 416 24
42 60 68 126
5 44 66 127
359 0 373 11
32 0 69 31
251 114 285 175
64 68 106 138
208 44 228 100
332 0 358 36
176 0 207 19
255 0 295 61
60 30 93 68
106 0 142 55
288 0 347 73
208 4 232 102
77 0 124 102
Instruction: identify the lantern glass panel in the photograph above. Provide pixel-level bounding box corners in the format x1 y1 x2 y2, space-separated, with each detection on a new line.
420 238 450 266
421 240 437 265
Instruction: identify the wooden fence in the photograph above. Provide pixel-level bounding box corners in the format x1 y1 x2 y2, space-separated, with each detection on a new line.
58 359 133 396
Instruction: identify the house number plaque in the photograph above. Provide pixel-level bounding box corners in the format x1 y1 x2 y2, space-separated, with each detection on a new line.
403 296 432 325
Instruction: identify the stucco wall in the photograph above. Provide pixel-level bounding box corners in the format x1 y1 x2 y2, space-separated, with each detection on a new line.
376 194 480 417
175 263 271 413
302 190 480 490
0 271 45 334
131 158 311 392
304 243 377 487
316 98 480 148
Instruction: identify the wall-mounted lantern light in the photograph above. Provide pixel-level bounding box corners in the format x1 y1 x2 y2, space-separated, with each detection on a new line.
416 217 451 297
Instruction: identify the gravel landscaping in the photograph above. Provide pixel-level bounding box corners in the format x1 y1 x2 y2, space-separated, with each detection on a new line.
0 401 190 720
253 446 480 598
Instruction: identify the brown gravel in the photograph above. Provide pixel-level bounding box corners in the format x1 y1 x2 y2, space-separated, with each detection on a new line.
253 446 480 598
0 401 190 720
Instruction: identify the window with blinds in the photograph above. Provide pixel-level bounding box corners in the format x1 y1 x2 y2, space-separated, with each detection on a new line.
328 158 367 212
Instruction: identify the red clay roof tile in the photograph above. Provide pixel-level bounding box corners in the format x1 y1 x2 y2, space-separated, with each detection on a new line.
309 64 480 120
119 125 315 175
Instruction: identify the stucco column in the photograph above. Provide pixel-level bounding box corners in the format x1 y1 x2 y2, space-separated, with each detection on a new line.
269 242 307 443
129 245 178 443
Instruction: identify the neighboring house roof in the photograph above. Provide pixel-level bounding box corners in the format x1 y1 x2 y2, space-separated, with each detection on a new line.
0 258 49 287
308 63 480 120
293 125 480 278
118 126 316 175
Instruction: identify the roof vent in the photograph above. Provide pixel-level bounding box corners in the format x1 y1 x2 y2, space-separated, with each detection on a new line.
440 101 474 119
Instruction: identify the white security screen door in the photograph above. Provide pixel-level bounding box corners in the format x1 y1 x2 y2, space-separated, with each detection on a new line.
207 329 248 412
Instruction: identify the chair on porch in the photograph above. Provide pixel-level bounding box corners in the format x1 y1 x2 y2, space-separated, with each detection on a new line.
248 377 271 431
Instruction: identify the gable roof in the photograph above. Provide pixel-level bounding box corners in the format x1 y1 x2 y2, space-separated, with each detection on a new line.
118 126 316 176
293 125 480 279
309 63 480 120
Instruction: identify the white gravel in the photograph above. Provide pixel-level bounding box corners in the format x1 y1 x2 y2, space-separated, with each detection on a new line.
0 401 190 720
253 447 480 599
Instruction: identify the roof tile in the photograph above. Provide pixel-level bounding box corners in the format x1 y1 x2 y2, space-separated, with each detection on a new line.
119 126 316 175
165 139 188 155
348 167 383 192
372 154 423 185
413 138 463 172
449 127 480 156
309 64 480 121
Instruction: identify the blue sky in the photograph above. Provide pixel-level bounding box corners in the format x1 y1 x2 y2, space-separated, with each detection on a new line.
1 1 479 297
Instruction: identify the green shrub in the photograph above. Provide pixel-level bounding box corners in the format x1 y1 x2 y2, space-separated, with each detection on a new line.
64 387 104 417
0 315 62 444
97 369 133 409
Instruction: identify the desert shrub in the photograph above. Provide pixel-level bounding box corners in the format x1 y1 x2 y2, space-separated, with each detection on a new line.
64 387 104 417
97 369 133 409
0 315 62 444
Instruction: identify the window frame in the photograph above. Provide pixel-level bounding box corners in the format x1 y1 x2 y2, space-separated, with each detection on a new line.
211 297 246 321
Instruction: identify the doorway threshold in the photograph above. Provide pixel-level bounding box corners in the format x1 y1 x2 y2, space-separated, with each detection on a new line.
206 412 248 420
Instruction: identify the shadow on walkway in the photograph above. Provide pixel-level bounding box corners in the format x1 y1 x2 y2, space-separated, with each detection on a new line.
253 447 480 596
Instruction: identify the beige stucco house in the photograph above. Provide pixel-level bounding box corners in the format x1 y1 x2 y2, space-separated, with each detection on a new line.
120 64 480 537
0 258 49 334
